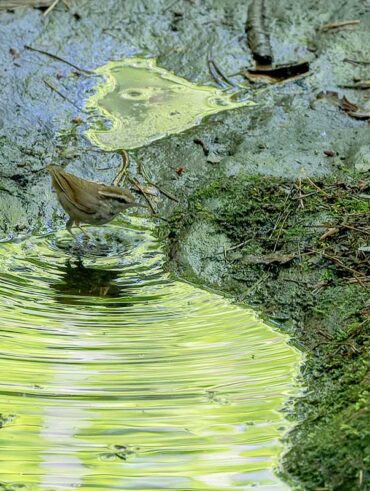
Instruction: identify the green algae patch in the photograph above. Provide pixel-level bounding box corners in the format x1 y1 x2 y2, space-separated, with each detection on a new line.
84 58 254 150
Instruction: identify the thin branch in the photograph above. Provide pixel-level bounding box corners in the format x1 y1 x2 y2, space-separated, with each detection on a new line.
343 58 370 66
25 44 94 75
127 177 156 214
273 205 292 252
239 272 270 301
295 177 304 208
207 48 238 89
305 176 330 196
207 52 230 89
145 180 179 202
268 187 294 239
43 79 82 110
321 252 366 287
320 20 360 32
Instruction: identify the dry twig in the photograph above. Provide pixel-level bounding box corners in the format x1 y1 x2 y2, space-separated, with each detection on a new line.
305 176 330 196
127 177 156 214
43 0 60 15
320 20 360 32
112 150 129 187
0 0 52 9
43 79 81 110
25 44 93 74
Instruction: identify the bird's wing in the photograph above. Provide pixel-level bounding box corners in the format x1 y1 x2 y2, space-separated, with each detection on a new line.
48 166 97 214
98 185 136 203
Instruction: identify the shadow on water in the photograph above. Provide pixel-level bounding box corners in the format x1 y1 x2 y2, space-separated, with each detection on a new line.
53 260 127 306
0 218 300 491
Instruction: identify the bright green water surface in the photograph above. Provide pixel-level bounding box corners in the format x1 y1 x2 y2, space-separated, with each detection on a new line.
85 58 254 150
0 218 298 490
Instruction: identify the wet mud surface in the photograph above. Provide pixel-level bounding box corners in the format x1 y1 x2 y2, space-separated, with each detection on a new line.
1 0 370 489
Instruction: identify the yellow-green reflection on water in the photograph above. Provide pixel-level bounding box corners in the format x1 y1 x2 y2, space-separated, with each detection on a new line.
84 58 255 150
0 218 298 490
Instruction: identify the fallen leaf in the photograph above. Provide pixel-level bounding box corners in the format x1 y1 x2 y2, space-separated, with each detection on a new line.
317 91 358 112
317 92 370 120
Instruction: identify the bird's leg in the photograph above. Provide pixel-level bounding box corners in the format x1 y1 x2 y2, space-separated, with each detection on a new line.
75 221 90 239
66 217 76 238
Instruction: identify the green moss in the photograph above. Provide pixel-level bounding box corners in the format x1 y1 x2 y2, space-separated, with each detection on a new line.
163 173 370 490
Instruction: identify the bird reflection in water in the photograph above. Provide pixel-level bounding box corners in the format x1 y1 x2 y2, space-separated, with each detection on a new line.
53 260 132 307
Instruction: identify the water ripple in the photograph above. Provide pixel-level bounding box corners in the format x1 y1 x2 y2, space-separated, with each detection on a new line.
0 217 298 490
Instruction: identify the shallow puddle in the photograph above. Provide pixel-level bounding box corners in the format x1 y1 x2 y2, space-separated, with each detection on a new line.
0 218 298 490
84 58 254 150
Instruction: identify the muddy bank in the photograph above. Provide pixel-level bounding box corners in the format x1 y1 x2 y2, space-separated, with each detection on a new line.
1 0 370 489
161 174 370 490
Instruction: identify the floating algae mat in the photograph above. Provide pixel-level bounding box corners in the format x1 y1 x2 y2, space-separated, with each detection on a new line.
85 58 254 150
0 218 299 490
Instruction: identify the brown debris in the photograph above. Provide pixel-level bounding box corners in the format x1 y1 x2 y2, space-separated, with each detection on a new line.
340 80 370 90
317 91 370 121
346 111 370 120
319 227 339 241
0 0 54 9
241 253 296 265
324 150 336 157
9 48 19 58
246 0 273 66
207 49 238 89
71 116 83 124
176 166 185 176
338 95 358 113
244 0 309 84
243 61 310 84
317 91 357 111
193 137 209 156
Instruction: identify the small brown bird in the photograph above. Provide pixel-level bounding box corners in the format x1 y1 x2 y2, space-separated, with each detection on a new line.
47 165 143 237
